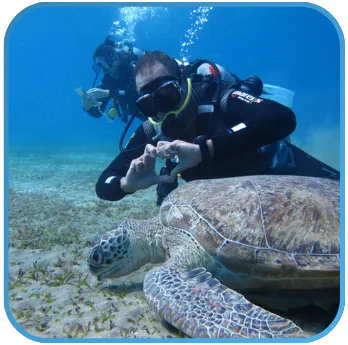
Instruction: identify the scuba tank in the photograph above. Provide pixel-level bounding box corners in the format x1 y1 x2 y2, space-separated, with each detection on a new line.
196 63 295 109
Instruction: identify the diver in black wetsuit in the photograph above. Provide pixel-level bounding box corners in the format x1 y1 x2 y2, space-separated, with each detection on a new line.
80 36 146 123
95 51 340 205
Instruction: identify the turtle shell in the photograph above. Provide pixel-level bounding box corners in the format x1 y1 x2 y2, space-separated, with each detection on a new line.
159 175 340 290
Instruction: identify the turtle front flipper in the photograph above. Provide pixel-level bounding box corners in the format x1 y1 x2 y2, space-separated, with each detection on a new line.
144 266 307 339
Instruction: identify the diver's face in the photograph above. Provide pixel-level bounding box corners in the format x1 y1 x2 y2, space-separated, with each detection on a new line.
135 63 186 121
135 62 175 120
95 56 118 75
94 57 111 75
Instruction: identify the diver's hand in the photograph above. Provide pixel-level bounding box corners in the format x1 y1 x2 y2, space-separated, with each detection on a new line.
82 98 102 111
120 144 173 193
156 140 202 181
86 88 110 99
82 88 109 111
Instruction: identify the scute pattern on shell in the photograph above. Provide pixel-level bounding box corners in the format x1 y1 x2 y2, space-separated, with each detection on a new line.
160 175 340 289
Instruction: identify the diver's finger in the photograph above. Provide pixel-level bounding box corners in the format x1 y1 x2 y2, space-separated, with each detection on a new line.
169 140 185 150
159 145 177 159
170 165 183 179
86 89 96 96
87 88 102 93
164 152 176 160
143 153 156 169
87 89 101 98
87 92 96 98
134 160 145 172
156 143 172 157
156 146 167 159
128 159 137 172
144 144 157 158
157 140 171 148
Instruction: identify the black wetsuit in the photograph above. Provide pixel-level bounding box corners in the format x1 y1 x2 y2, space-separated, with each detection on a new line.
95 83 339 203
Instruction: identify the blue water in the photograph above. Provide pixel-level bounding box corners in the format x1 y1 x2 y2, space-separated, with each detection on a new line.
6 4 341 168
4 5 343 340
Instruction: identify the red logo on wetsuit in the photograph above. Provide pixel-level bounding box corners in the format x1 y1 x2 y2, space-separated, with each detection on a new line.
231 91 263 104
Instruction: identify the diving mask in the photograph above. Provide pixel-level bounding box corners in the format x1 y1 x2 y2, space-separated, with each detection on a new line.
118 78 193 153
92 60 111 74
93 52 120 75
136 77 183 118
148 78 193 140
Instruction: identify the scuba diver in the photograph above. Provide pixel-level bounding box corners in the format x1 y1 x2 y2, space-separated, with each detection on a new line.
95 51 340 206
79 36 146 123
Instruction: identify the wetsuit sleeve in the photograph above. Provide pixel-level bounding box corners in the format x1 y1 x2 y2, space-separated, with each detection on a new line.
211 89 297 157
95 124 150 201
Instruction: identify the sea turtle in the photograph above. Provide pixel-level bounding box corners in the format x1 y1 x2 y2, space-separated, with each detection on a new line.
88 175 340 338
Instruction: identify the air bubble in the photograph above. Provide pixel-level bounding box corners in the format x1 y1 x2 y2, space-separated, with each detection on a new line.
109 7 169 43
179 6 214 62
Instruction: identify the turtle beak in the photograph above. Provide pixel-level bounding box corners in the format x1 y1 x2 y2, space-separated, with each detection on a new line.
88 245 104 276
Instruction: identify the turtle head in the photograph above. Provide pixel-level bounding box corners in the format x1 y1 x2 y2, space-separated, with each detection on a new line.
88 226 135 279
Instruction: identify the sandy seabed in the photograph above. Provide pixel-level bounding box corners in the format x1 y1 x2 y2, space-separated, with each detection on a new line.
6 145 337 340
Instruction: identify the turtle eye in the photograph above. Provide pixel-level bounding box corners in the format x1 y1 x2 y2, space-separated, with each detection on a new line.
89 246 104 266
